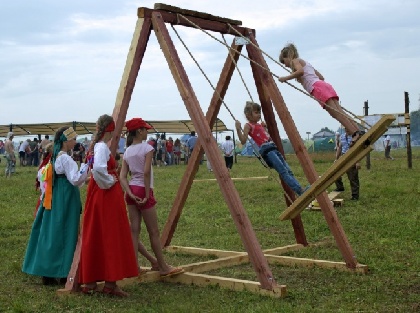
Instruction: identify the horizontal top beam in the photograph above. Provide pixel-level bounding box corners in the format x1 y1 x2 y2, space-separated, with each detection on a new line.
154 3 242 25
138 7 255 36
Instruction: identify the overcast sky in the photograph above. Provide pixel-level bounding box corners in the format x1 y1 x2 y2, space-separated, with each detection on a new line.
1 0 419 138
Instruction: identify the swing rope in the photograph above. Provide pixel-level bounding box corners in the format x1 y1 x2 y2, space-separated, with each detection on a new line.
170 24 294 203
176 14 370 130
171 25 264 163
221 34 254 103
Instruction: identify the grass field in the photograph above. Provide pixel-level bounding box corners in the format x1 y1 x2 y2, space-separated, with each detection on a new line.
0 148 419 312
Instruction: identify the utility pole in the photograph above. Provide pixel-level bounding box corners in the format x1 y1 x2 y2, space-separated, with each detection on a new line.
364 100 370 169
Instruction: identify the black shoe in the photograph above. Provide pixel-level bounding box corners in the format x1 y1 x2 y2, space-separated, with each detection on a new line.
334 188 344 192
59 277 67 285
350 196 359 201
42 276 58 286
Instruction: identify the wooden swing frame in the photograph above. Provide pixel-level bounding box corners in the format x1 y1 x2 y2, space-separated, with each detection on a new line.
59 3 374 298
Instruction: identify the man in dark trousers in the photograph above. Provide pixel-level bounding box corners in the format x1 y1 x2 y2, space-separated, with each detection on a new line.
334 128 360 200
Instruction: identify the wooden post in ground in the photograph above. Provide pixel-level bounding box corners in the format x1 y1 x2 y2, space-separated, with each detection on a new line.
364 100 371 170
405 92 412 169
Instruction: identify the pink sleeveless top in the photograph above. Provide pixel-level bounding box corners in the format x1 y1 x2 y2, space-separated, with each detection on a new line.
300 60 320 93
247 122 270 147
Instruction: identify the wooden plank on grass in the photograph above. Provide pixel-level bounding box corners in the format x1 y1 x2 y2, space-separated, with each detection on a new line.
193 176 268 182
183 255 250 273
162 272 287 298
279 115 395 221
328 191 342 200
265 255 368 274
310 191 342 210
165 245 244 258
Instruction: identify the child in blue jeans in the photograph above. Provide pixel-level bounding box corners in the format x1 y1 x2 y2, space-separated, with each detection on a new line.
235 101 307 196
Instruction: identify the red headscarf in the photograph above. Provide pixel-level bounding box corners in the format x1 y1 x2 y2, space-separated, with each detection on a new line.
105 120 115 132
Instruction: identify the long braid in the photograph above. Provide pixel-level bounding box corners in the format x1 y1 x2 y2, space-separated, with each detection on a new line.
85 114 114 163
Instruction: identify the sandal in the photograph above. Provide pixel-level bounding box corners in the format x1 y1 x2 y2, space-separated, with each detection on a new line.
102 285 129 298
81 284 98 295
160 267 184 278
138 268 149 276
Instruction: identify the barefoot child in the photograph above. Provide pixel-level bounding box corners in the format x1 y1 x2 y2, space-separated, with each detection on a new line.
236 101 307 196
278 43 362 145
120 118 184 278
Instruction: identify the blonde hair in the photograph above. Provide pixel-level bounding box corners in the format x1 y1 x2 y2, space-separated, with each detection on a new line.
279 43 299 72
243 101 261 121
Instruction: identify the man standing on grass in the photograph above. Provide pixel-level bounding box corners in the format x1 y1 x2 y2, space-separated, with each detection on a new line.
187 131 202 164
383 134 394 160
221 135 234 171
334 128 360 200
4 132 16 178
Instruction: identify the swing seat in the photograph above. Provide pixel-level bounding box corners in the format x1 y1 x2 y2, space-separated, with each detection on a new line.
279 114 396 221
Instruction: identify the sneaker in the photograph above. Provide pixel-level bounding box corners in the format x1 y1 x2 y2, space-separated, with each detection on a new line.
334 188 345 192
299 185 310 195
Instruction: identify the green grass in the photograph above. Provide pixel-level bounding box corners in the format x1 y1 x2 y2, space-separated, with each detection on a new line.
0 149 419 312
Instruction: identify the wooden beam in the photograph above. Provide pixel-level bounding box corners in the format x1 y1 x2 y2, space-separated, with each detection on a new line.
280 115 395 220
154 3 242 25
138 7 253 36
162 272 287 298
137 270 287 298
193 176 268 182
265 255 368 274
152 12 276 290
165 245 244 258
164 244 305 257
110 17 152 155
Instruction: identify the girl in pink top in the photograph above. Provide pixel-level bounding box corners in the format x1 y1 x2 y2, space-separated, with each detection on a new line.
278 43 362 145
119 118 183 278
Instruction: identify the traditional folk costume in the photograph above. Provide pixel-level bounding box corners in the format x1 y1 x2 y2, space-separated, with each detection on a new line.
22 128 88 280
79 141 138 284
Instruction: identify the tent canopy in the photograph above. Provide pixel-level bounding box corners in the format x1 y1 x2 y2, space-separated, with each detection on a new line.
0 118 229 137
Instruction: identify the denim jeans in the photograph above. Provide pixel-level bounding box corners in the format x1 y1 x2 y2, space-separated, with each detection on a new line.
259 142 303 195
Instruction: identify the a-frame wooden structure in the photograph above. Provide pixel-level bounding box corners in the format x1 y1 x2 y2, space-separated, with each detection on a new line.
60 4 373 298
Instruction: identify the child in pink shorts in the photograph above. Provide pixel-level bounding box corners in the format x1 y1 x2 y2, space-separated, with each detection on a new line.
119 118 184 278
278 43 362 145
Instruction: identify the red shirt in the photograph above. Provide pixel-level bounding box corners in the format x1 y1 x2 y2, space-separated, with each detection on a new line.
247 122 270 147
166 141 173 153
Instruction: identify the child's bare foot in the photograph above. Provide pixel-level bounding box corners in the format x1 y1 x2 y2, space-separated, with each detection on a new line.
150 262 159 271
